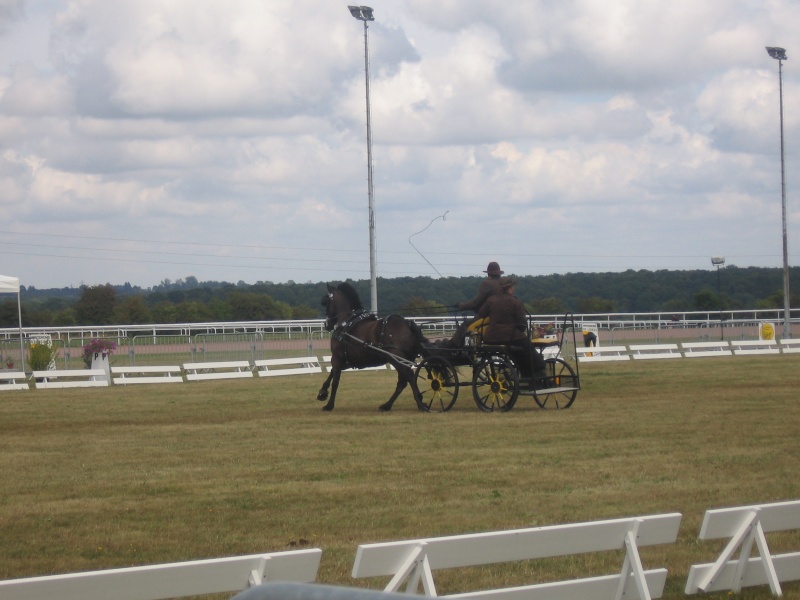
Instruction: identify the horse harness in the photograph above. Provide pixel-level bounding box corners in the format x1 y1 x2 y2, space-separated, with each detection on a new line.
332 310 416 369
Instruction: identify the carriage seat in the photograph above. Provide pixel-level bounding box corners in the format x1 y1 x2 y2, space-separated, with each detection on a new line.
465 317 489 346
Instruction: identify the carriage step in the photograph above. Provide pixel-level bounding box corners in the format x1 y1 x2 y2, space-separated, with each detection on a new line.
533 386 579 393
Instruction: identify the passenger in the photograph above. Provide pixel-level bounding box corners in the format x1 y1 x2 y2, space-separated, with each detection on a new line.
475 277 546 379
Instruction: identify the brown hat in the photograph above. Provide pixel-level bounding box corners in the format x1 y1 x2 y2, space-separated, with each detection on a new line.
484 261 504 275
499 276 516 288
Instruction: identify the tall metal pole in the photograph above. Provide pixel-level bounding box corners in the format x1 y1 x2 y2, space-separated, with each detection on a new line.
778 57 791 338
349 5 378 315
363 18 378 315
767 47 791 339
712 256 725 340
717 265 723 340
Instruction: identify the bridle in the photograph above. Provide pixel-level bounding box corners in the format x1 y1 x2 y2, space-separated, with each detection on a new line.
323 291 337 331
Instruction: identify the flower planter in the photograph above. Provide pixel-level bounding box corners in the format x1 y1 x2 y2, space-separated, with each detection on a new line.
90 352 111 384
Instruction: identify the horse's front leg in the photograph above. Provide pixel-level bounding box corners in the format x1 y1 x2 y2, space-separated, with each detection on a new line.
316 371 335 402
321 368 342 411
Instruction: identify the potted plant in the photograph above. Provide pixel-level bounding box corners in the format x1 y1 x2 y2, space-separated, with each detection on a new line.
28 342 57 371
82 338 117 368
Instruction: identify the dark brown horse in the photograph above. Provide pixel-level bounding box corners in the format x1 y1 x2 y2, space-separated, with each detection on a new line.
317 282 426 411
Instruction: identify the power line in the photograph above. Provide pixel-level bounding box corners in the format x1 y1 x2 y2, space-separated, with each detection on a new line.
0 229 786 262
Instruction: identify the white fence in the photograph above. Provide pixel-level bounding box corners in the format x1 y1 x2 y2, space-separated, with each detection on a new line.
0 311 797 371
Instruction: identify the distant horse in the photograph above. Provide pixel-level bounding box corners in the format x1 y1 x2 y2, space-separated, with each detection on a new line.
317 282 426 412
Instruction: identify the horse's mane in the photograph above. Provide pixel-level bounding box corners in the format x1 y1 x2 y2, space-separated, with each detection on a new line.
336 282 363 311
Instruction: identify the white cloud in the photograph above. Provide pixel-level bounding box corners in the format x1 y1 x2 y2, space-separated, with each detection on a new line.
0 0 797 288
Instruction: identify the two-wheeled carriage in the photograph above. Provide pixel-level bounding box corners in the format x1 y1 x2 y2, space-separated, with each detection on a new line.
414 313 581 412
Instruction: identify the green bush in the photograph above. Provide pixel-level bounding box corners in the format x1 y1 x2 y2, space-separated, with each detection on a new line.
28 342 57 371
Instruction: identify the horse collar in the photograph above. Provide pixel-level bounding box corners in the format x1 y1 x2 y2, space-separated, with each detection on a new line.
334 310 374 338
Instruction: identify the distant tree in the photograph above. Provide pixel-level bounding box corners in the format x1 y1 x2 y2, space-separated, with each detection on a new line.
52 308 77 326
228 291 291 320
75 284 117 325
113 296 152 324
0 300 19 327
150 301 179 324
756 289 785 309
693 289 722 311
176 301 214 323
575 296 615 313
24 306 54 327
526 297 565 315
661 298 690 313
400 296 446 317
208 298 233 321
292 304 319 319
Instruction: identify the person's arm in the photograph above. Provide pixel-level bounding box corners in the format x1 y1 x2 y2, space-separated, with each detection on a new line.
458 280 495 311
476 298 492 320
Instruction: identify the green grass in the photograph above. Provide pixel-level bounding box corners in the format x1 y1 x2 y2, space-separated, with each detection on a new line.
1 356 800 599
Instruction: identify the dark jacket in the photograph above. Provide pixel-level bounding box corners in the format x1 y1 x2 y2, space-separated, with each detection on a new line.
457 277 502 312
476 292 528 344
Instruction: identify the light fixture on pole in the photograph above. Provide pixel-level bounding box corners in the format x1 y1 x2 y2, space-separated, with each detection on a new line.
711 256 726 340
348 5 378 315
766 46 792 339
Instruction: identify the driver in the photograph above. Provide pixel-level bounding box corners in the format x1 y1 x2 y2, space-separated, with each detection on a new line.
457 261 504 313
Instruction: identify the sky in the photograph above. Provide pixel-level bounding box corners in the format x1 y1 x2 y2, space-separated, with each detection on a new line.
0 0 798 290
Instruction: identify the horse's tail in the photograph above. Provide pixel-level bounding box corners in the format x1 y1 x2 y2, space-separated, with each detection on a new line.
406 318 428 358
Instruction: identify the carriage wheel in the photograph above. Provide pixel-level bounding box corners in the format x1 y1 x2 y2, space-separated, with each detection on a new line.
414 356 459 413
472 355 519 413
533 357 579 409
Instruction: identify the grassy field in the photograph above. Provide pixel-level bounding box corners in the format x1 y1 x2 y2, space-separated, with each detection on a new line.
1 356 799 599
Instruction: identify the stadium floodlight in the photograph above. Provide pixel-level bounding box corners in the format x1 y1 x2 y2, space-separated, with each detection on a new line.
766 46 792 339
348 5 378 314
766 46 787 60
348 5 375 21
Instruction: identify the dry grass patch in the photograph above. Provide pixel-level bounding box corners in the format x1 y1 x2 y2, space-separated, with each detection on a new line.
0 358 799 599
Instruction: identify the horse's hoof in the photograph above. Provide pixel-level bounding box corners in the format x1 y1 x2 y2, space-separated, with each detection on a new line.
316 391 328 401
378 404 391 412
322 404 334 412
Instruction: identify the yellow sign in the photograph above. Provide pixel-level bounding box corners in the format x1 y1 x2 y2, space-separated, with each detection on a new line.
760 322 775 341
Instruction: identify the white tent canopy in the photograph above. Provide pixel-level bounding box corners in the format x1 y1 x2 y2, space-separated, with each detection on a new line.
0 274 24 371
0 275 20 294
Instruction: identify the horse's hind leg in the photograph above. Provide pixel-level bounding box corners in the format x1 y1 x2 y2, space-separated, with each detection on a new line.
378 370 408 412
379 364 425 412
401 364 426 411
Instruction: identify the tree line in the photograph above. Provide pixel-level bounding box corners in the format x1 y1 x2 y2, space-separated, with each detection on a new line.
1 265 797 327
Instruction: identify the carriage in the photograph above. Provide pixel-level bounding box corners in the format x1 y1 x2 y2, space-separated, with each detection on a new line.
319 282 581 413
414 312 581 412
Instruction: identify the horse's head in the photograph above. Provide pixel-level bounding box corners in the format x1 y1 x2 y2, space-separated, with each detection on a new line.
321 282 363 331
321 283 338 331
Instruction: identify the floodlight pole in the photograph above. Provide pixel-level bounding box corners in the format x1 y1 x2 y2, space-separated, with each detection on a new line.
767 46 792 339
349 5 378 315
712 256 725 340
